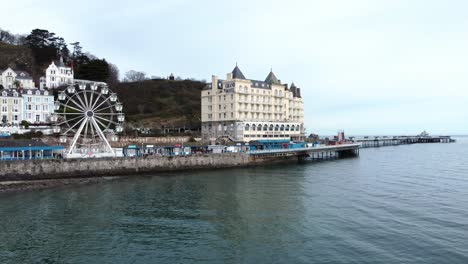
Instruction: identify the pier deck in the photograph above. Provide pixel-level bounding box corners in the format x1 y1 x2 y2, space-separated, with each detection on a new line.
247 143 361 160
354 136 454 148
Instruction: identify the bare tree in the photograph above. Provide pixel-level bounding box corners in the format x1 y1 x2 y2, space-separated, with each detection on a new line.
107 63 120 86
123 70 147 82
0 29 16 44
13 34 26 45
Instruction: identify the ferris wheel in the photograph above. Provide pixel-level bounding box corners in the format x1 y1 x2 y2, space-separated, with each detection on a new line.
51 82 124 158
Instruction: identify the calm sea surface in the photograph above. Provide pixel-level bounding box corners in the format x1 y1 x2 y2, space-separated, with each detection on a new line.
1 138 468 263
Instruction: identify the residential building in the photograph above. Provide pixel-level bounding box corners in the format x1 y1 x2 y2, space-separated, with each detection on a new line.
40 56 74 89
0 89 23 125
0 68 35 89
201 65 304 142
21 89 54 124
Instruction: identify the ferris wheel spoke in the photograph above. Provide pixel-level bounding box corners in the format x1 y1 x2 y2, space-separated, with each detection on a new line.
58 112 83 115
94 112 120 116
94 104 116 113
88 91 95 110
75 91 89 110
95 115 119 125
82 119 90 145
90 93 103 110
64 94 86 111
62 117 86 135
94 117 110 130
83 118 89 136
59 102 83 113
92 96 111 112
83 90 90 109
89 119 96 144
56 115 84 126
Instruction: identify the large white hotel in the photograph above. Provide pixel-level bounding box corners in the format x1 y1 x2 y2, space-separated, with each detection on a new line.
201 65 304 142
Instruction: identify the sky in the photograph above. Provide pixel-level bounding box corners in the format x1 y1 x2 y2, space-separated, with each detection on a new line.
2 0 468 135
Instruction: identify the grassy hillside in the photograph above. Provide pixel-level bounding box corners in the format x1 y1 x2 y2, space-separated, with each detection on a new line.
0 42 34 74
113 79 205 132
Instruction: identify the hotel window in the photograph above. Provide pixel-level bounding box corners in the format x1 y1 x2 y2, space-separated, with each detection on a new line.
14 115 18 121
1 106 7 112
28 97 32 102
2 99 6 104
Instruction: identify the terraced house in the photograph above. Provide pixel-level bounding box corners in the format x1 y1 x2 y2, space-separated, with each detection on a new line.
201 65 304 142
20 89 54 123
0 89 23 125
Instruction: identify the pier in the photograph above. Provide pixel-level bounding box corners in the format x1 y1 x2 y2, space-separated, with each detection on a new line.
247 144 361 161
353 136 454 148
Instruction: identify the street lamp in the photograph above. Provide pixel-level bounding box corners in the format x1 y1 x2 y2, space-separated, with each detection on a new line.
29 144 31 160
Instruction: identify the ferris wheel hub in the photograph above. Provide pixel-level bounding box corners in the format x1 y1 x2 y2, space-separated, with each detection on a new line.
86 110 94 117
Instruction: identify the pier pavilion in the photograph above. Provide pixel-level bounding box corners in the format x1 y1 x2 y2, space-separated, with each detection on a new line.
0 139 64 160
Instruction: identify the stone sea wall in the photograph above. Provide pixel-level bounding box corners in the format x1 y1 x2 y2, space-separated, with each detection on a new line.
0 154 255 181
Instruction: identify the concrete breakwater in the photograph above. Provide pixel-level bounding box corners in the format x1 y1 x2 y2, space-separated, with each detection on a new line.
0 153 250 181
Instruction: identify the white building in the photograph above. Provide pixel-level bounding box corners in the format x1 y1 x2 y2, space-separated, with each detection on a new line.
21 89 54 124
201 65 304 142
0 68 35 89
40 56 74 89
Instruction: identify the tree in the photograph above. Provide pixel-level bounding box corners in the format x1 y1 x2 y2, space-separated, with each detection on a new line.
70 42 83 57
107 63 120 87
75 59 110 82
123 70 147 82
25 29 56 49
56 37 69 60
0 29 15 43
13 80 21 88
13 34 26 45
21 120 29 129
